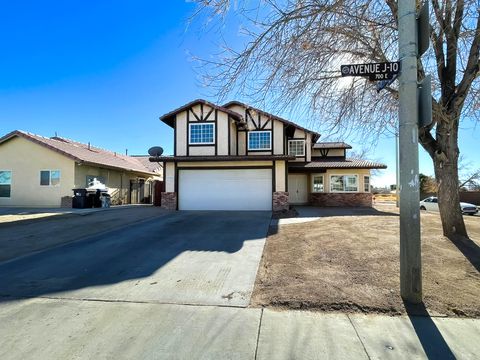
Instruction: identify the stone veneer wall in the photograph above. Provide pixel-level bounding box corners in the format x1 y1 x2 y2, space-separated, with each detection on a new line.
161 192 177 210
273 191 289 211
309 193 372 207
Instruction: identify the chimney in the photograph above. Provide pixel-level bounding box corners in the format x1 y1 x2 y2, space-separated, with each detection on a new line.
88 142 91 150
125 149 128 156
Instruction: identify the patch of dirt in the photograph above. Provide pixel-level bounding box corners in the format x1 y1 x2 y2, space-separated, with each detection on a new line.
251 205 480 317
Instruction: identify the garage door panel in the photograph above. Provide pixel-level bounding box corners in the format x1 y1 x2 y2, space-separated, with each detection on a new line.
178 169 272 210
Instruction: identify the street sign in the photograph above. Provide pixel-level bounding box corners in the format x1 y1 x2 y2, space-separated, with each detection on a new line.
340 61 401 81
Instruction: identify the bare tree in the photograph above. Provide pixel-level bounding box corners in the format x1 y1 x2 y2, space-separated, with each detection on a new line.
192 0 479 240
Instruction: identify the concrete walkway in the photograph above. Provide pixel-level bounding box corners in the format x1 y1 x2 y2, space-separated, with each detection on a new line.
0 297 478 359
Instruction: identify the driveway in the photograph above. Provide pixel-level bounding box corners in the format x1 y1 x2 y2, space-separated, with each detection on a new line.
0 211 271 307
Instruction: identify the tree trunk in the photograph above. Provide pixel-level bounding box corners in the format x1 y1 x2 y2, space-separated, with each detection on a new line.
432 116 468 239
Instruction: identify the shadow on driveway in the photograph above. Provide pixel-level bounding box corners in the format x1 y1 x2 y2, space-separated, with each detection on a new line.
0 211 271 306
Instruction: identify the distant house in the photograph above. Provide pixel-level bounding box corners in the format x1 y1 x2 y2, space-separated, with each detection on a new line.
0 130 162 207
151 99 386 211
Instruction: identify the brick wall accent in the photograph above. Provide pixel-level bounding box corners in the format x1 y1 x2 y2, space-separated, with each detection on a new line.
60 196 73 208
309 192 372 207
273 191 289 211
161 192 177 210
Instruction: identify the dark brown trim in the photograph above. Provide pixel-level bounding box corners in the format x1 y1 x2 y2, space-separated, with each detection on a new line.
236 125 239 155
186 110 190 156
173 115 177 156
162 162 166 185
270 119 274 155
177 166 273 170
228 115 231 156
214 109 218 156
247 149 273 153
260 118 271 130
246 109 259 129
204 107 214 121
187 144 216 147
153 155 294 162
304 132 307 162
174 162 179 210
190 108 201 122
273 161 276 192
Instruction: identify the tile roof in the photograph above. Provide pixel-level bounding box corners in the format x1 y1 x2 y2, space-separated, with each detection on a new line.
223 100 321 142
0 130 158 175
313 142 352 149
131 156 163 173
289 158 387 169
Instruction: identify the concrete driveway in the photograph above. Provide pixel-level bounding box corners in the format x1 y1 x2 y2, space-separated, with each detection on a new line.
0 211 271 307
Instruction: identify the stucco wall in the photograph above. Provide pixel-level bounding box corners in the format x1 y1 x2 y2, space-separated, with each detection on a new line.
0 137 75 207
273 119 284 155
275 161 286 192
176 111 187 156
165 162 176 192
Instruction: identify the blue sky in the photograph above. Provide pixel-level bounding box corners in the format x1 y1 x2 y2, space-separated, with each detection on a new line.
1 1 478 187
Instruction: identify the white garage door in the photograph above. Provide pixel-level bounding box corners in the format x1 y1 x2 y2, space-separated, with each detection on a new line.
178 169 272 210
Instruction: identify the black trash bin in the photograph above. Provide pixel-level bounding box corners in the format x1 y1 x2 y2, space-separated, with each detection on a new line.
72 188 93 208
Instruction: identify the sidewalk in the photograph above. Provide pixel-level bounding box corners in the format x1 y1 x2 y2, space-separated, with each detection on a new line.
0 297 478 359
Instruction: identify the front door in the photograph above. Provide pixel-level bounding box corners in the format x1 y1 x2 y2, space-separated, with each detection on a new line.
288 174 308 204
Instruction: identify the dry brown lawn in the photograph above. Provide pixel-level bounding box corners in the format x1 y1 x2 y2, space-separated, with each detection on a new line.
251 205 480 317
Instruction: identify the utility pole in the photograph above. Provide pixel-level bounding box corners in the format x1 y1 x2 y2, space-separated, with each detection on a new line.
398 0 423 303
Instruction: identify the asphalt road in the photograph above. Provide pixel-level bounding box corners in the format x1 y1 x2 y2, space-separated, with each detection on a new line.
0 211 271 307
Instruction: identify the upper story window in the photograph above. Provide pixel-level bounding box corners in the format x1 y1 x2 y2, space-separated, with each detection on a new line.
248 131 271 150
288 140 305 156
40 170 61 186
0 170 12 198
189 123 215 144
330 175 358 192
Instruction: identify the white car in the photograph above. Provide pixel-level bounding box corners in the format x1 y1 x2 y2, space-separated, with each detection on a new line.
419 196 478 215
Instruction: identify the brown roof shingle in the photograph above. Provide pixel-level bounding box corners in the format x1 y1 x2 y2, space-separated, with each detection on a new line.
289 158 387 169
0 130 158 175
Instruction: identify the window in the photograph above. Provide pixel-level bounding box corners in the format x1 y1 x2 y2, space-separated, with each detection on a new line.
364 176 370 192
288 140 305 156
0 170 12 198
40 170 61 186
189 123 215 144
313 175 324 192
248 131 271 150
330 175 358 192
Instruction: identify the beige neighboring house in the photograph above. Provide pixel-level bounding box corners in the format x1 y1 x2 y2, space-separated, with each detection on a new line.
152 99 386 211
0 130 162 207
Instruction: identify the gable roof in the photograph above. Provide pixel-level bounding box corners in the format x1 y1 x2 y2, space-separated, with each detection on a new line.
222 100 321 142
160 99 245 128
0 130 158 175
313 142 352 149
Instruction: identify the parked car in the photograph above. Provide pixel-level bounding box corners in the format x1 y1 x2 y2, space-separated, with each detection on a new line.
419 196 478 215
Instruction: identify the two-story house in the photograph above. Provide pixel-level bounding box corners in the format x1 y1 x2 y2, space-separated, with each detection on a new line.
152 99 386 211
